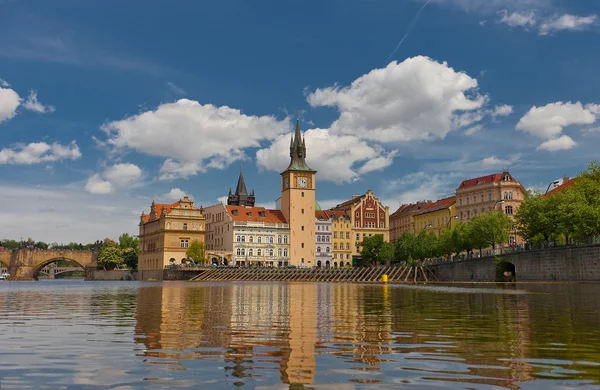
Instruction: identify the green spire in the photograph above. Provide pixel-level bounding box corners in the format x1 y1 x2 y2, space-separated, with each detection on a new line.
284 116 315 172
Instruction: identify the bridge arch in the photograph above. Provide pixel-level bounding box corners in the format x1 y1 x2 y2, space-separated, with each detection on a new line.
32 258 86 280
496 261 516 282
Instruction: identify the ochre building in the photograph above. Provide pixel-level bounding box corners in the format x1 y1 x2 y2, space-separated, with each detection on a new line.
138 196 206 279
413 196 457 236
389 201 431 244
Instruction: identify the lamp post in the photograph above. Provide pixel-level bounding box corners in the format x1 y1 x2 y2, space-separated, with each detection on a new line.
493 199 505 212
446 215 459 229
545 180 560 195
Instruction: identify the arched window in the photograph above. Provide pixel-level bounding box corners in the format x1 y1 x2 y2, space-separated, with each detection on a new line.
317 236 321 242
283 235 288 244
505 205 514 215
249 236 253 243
269 236 274 244
503 192 508 200
346 243 350 250
183 223 188 230
258 236 262 243
236 248 241 256
278 235 282 244
236 235 241 242
257 248 262 256
283 248 288 257
326 247 330 253
278 248 282 257
509 192 513 200
326 236 330 242
241 236 246 242
269 249 274 257
334 243 338 250
248 248 253 256
317 247 321 253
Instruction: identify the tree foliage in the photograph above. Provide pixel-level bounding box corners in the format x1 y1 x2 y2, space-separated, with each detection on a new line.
186 240 206 264
361 234 393 265
98 244 124 270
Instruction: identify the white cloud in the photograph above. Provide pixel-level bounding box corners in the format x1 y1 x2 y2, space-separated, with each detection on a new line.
386 171 459 204
499 10 536 27
103 163 143 187
0 141 81 164
101 98 290 180
306 56 487 143
491 104 513 118
164 188 188 202
22 90 55 113
84 174 114 194
0 84 21 123
166 82 186 96
464 124 484 135
0 79 10 87
539 14 597 35
537 135 577 151
516 101 598 149
256 128 397 183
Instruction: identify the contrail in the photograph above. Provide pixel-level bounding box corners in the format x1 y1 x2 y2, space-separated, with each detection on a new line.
387 0 433 62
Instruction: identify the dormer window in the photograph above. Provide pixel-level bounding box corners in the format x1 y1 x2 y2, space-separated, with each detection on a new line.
246 212 252 217
232 210 238 216
259 211 266 217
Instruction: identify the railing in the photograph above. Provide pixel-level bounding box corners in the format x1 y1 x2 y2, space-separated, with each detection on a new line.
233 221 290 228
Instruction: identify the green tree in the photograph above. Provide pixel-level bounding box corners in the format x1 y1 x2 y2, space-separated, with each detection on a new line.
394 232 417 263
470 212 512 252
186 240 205 264
360 234 392 265
122 247 139 270
452 223 475 256
437 228 455 257
516 191 557 243
118 233 139 250
97 245 124 270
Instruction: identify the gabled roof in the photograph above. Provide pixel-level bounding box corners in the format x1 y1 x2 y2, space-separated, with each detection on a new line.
390 201 431 217
317 210 350 221
142 201 180 224
458 172 515 189
415 196 456 216
334 195 364 209
226 206 287 224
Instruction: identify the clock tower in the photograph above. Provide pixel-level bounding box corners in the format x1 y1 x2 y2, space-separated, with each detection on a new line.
281 118 317 267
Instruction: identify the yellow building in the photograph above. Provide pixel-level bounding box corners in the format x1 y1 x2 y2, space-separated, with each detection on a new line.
138 196 206 280
331 190 390 258
280 119 317 267
413 196 457 236
389 201 432 244
327 210 353 267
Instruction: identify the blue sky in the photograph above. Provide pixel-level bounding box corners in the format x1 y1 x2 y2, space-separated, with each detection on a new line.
1 0 600 243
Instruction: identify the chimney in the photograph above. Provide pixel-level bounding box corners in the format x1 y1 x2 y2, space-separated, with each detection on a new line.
563 175 570 183
352 195 359 199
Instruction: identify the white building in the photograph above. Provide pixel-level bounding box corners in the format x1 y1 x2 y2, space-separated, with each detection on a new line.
204 203 290 267
315 211 332 268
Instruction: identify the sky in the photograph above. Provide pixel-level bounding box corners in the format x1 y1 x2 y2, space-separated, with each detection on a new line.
1 0 599 244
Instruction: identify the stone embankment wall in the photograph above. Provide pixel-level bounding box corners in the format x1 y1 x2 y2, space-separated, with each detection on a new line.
431 244 600 282
86 269 134 281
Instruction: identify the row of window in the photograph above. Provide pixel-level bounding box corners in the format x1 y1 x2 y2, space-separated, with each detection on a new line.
459 191 515 206
460 205 514 220
332 223 350 229
236 235 289 244
316 225 330 231
333 253 352 260
236 248 287 257
356 211 385 218
333 232 351 239
316 247 330 253
316 235 330 243
333 243 351 250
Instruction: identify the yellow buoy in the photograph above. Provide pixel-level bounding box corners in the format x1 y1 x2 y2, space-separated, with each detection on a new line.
381 274 388 283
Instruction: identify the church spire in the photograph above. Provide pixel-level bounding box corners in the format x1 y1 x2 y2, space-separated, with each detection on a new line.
235 165 248 196
227 165 255 206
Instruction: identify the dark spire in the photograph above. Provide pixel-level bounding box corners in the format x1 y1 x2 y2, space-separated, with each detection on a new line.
284 116 314 172
235 165 248 196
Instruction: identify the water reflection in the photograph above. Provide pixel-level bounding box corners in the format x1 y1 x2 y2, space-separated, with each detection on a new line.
1 281 600 388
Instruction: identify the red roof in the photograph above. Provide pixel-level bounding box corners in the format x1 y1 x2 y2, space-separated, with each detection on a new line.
415 196 456 216
142 201 180 224
390 201 431 217
226 206 287 224
318 210 350 220
334 195 363 209
545 178 577 197
458 172 515 189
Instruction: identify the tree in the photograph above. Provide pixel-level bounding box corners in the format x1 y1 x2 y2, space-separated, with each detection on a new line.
452 223 475 256
361 234 392 265
118 233 139 250
394 232 417 263
437 228 454 257
516 191 557 243
97 245 124 270
470 212 512 252
122 247 139 270
186 240 205 264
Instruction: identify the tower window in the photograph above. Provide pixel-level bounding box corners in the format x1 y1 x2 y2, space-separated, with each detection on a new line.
301 243 304 248
301 225 304 231
302 192 304 197
302 208 304 214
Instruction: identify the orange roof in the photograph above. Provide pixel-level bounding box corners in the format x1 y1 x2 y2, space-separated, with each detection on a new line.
545 178 577 197
415 196 456 216
316 210 350 220
334 195 363 209
458 173 515 189
390 201 431 217
141 201 180 224
226 205 287 224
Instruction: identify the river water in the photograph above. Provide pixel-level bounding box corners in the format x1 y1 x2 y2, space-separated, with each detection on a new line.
0 281 599 389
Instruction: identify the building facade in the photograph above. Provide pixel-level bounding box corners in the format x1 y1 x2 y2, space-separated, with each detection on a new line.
389 201 431 243
413 196 457 236
138 196 206 278
280 119 317 267
315 211 332 267
455 172 526 244
331 190 390 258
329 210 353 267
204 203 290 267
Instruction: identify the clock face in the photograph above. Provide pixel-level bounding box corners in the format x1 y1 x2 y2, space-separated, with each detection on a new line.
297 177 307 188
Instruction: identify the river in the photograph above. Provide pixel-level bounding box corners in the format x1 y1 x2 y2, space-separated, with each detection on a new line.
0 280 599 389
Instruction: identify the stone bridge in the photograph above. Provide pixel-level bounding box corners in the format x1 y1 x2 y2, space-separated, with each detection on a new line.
0 248 98 281
429 244 600 282
38 266 85 278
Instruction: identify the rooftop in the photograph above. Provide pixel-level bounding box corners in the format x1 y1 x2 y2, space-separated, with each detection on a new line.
458 172 515 189
226 205 287 224
415 196 456 216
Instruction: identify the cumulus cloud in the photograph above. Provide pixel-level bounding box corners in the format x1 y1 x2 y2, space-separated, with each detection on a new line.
539 14 597 35
101 99 290 180
464 124 484 135
84 163 143 194
499 10 536 27
103 163 143 187
256 128 398 183
22 90 56 113
0 84 21 123
306 56 488 143
516 102 598 149
537 135 577 151
0 141 81 164
491 104 513 118
85 174 114 194
164 188 188 201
